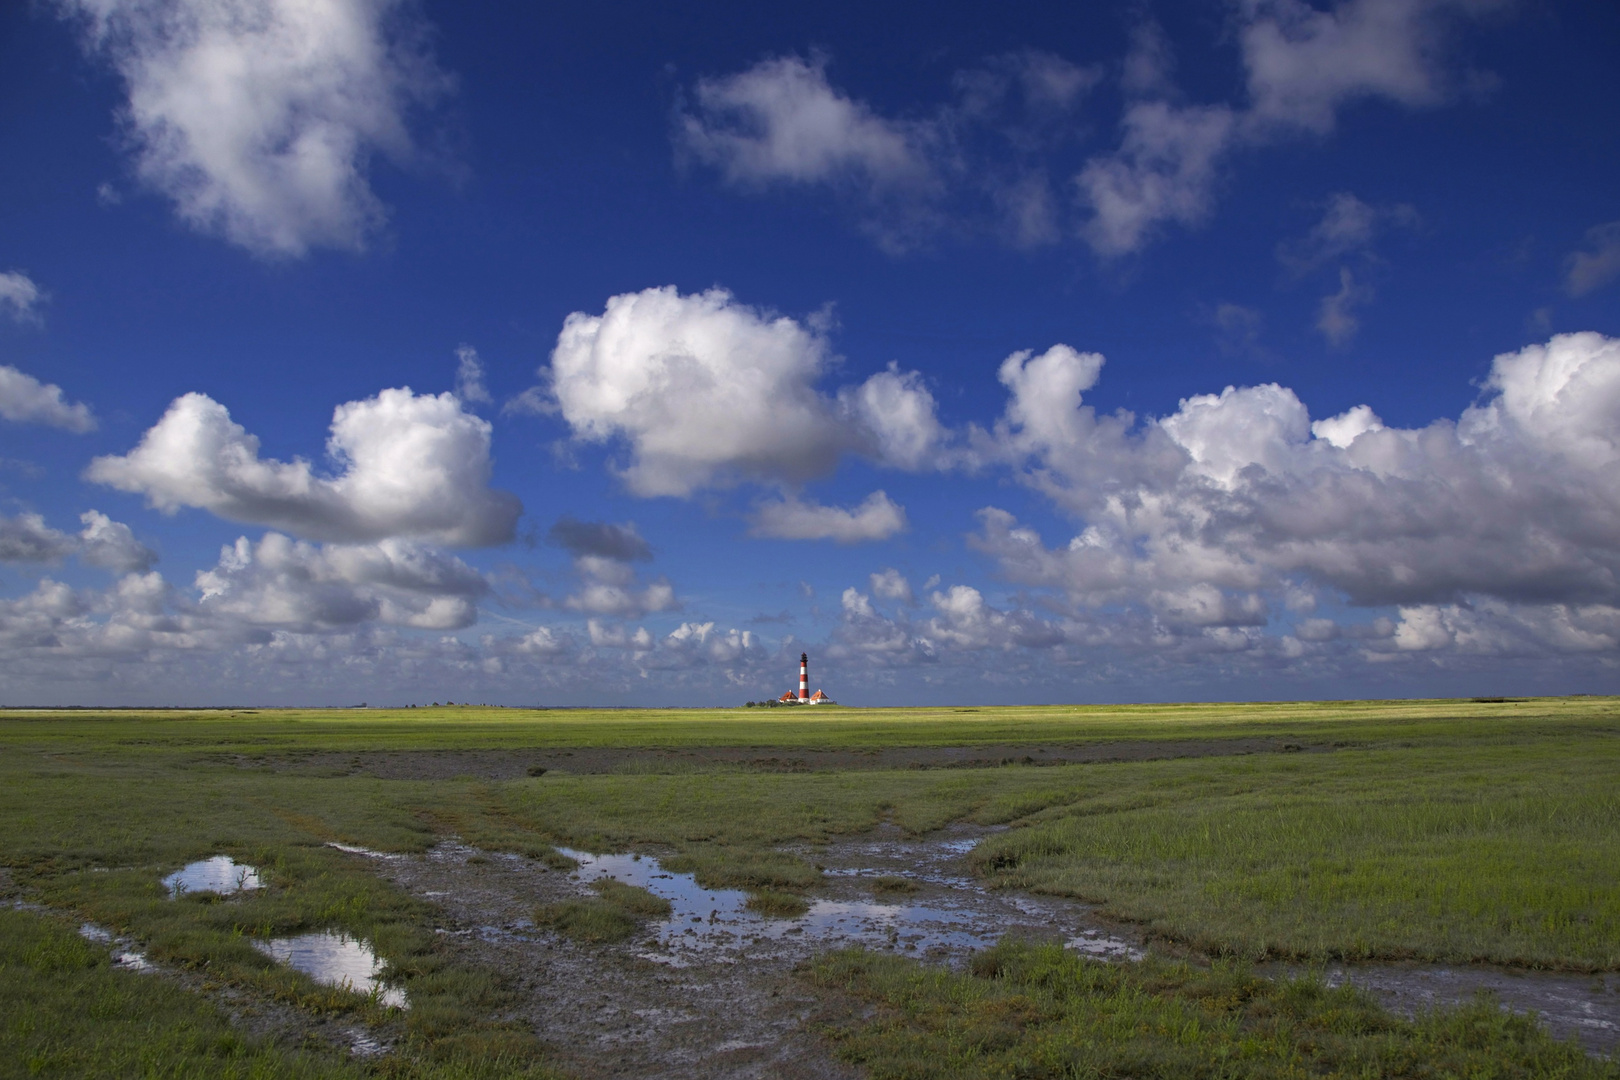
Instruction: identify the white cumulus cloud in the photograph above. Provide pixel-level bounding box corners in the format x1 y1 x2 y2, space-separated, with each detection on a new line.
547 516 676 618
749 491 907 544
195 532 488 631
1386 600 1620 656
678 5 1500 259
57 0 451 256
1077 100 1237 258
968 332 1620 644
87 387 520 546
0 514 78 564
77 510 158 572
1078 1 1500 256
829 579 1065 666
561 554 678 619
0 366 97 432
539 286 944 497
0 510 154 572
678 51 1099 250
0 271 44 323
838 362 949 470
869 568 913 604
1238 0 1500 134
679 54 931 192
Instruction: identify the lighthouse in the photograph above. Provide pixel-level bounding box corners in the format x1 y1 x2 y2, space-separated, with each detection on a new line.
764 652 833 705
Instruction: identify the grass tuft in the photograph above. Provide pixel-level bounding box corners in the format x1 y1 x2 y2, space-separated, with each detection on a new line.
661 847 820 891
534 898 640 944
589 878 671 918
746 889 810 918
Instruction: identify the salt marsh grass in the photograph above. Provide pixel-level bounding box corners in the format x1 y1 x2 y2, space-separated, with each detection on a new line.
0 695 1614 1074
810 941 1616 1079
590 878 672 918
5 695 1612 754
745 889 811 917
0 908 361 1079
970 739 1620 968
534 898 642 944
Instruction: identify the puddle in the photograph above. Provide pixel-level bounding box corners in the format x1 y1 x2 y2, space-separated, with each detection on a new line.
1066 928 1145 961
555 827 1142 967
162 856 262 898
253 932 407 1009
327 842 401 860
78 922 155 971
346 1028 391 1058
550 833 1611 1056
1269 962 1619 1057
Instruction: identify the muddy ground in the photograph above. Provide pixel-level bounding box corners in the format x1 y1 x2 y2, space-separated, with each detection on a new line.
340 832 1620 1068
371 841 867 1079
337 824 1144 1078
8 829 1618 1073
233 736 1332 780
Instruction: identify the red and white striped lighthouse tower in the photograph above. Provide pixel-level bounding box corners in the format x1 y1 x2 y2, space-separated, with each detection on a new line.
799 653 809 702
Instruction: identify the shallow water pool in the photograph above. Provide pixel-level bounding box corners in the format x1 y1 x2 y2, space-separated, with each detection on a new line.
555 836 1142 965
254 931 407 1009
162 855 262 898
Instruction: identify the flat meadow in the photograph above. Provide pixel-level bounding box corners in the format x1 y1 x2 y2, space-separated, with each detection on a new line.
1 696 1616 1078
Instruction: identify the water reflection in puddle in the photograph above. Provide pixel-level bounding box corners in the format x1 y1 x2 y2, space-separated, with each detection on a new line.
162 856 262 898
254 932 407 1009
1066 928 1145 961
78 922 154 971
327 842 401 860
555 838 1142 967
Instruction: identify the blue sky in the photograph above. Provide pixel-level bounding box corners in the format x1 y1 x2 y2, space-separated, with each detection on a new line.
1 0 1617 705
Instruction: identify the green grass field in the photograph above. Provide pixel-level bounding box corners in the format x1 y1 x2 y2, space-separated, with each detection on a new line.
1 696 1615 1076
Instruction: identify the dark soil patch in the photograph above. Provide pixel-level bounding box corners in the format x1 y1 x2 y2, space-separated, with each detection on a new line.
355 841 864 1080
237 737 1332 781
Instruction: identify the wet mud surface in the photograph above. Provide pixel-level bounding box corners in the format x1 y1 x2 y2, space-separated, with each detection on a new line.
342 824 1142 1078
1269 961 1620 1057
357 829 1618 1068
354 839 870 1079
240 736 1330 780
8 838 1616 1071
3 898 398 1060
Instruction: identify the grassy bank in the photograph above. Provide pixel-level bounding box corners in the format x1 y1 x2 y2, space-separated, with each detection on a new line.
808 941 1616 1079
0 696 1615 1073
3 694 1613 753
967 736 1620 969
0 908 358 1080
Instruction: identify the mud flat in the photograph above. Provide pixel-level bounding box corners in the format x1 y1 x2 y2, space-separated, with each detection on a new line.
8 700 1615 1074
250 736 1328 780
348 840 857 1080
1267 962 1620 1057
335 825 1141 1079
336 825 1620 1073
